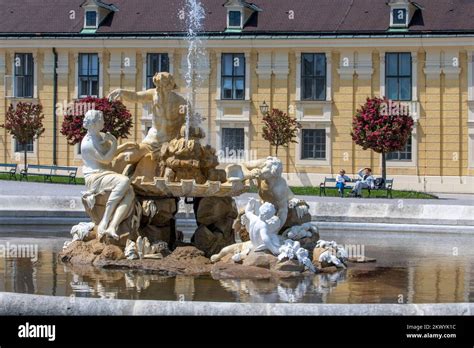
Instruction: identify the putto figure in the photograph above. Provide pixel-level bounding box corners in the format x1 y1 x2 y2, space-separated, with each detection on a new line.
210 198 281 263
81 110 135 240
241 157 295 230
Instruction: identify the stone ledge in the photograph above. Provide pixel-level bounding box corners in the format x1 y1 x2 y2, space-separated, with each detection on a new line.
0 292 471 316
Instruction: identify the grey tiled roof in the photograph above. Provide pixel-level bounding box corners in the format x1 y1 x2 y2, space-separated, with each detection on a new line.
0 0 473 36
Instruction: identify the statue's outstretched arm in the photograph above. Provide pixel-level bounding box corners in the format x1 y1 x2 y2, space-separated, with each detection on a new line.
108 89 154 104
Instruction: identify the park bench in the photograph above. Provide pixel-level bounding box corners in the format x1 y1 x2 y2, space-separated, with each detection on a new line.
0 163 18 180
320 177 394 198
20 164 78 184
364 178 394 198
319 177 356 197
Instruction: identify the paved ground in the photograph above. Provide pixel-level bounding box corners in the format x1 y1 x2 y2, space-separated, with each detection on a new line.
1 180 473 206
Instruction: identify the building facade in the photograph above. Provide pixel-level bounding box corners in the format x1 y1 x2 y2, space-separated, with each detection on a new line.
1 0 474 193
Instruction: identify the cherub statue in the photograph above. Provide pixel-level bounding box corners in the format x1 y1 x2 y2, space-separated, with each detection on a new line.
245 198 281 254
241 157 306 231
210 198 281 263
81 110 135 240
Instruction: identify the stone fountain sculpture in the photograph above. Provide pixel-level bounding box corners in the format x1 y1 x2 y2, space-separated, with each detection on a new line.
61 72 350 278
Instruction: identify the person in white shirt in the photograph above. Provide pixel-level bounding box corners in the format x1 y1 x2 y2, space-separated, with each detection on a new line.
335 169 351 197
351 168 375 197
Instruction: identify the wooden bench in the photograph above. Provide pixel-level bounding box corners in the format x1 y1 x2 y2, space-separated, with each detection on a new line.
20 164 78 184
319 177 356 197
0 163 18 180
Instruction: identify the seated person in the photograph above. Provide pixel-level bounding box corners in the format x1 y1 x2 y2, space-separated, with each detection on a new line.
351 167 375 198
335 169 351 197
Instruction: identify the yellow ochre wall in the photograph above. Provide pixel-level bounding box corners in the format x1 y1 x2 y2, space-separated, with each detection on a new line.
0 40 473 193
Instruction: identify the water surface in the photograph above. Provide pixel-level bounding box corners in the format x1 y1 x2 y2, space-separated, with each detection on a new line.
0 231 473 304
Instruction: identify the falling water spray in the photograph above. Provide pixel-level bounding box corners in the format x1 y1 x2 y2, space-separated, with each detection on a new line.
183 0 206 142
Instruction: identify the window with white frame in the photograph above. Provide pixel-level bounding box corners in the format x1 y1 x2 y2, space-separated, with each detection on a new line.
228 11 242 28
14 53 34 98
85 11 98 28
78 53 99 97
222 127 245 153
221 53 245 100
301 129 326 160
146 53 169 89
301 53 326 101
387 136 412 161
386 53 412 101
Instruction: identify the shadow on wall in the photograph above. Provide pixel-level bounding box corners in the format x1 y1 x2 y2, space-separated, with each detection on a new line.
294 170 312 186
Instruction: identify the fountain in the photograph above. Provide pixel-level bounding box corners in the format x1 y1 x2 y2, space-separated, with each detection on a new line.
59 0 350 279
183 0 206 142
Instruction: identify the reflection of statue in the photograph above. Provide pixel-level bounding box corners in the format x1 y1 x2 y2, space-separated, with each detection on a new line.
81 110 135 240
210 198 281 262
108 72 187 173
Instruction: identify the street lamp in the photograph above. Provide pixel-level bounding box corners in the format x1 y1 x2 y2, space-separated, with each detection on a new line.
259 100 269 116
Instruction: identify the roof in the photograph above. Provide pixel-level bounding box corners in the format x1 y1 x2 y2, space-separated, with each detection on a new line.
0 0 473 36
81 0 119 12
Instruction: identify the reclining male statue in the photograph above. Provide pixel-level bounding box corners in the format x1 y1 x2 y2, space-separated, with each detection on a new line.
108 72 188 174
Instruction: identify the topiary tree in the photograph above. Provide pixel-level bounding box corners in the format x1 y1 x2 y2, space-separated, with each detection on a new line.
351 97 414 180
61 96 132 146
1 102 45 171
262 108 301 156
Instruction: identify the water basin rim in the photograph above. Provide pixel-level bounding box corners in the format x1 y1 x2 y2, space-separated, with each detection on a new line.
0 292 472 316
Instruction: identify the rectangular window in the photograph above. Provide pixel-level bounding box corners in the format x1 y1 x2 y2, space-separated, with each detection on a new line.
85 11 97 27
387 137 412 161
228 11 241 27
221 53 245 100
146 53 170 89
15 139 34 153
78 53 99 97
301 53 326 101
14 53 34 98
386 53 412 101
222 128 245 153
301 129 326 160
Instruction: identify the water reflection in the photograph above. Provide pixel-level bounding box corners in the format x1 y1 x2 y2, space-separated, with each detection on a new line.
0 234 473 304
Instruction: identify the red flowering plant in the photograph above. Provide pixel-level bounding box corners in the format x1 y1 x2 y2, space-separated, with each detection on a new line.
262 108 301 156
351 97 414 180
60 97 132 146
1 102 45 170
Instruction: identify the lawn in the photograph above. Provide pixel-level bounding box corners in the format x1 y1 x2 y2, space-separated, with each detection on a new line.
249 185 437 199
0 174 437 199
290 186 438 199
0 173 85 185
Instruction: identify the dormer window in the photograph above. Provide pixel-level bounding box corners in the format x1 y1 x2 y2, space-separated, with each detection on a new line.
224 0 262 31
85 11 98 28
228 11 242 28
388 0 422 29
392 8 407 26
81 0 118 32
